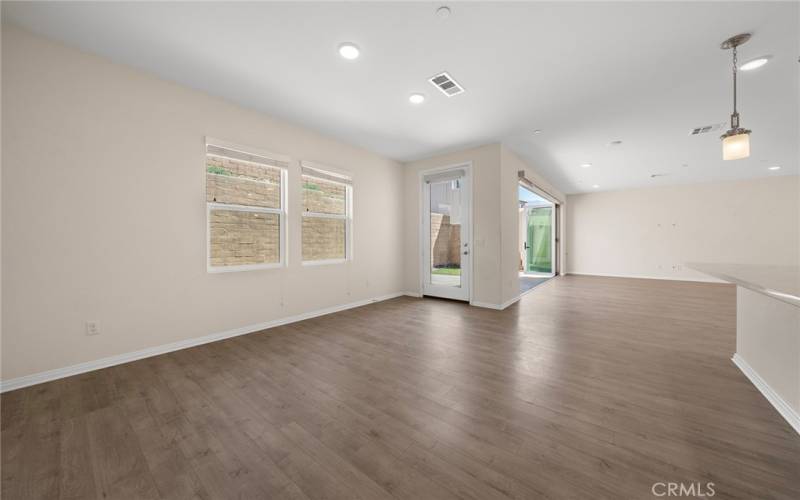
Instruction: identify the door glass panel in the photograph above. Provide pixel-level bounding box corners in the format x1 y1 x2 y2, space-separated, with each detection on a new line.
429 179 462 287
527 207 552 273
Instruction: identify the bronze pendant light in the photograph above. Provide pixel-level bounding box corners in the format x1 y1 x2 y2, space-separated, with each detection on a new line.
720 33 752 160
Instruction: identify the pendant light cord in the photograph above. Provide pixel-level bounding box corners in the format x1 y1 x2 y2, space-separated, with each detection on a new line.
732 46 738 116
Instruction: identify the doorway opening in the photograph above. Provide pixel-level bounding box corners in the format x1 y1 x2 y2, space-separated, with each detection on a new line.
519 183 556 294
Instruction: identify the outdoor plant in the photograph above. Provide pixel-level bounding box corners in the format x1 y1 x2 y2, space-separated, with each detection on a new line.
206 164 231 176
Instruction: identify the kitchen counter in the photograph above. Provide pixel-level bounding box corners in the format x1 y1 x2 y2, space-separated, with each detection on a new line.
687 262 800 308
688 262 800 434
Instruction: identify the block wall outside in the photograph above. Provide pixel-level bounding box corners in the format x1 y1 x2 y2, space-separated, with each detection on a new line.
430 213 461 268
207 156 345 266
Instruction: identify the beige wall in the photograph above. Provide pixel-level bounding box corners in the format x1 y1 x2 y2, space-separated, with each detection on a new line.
1 26 404 381
402 144 564 307
566 176 800 281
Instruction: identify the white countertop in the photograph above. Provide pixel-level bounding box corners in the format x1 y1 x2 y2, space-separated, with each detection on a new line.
687 262 800 308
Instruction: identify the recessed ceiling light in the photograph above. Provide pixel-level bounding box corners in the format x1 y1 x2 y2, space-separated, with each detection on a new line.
436 6 451 19
580 163 592 168
533 129 543 135
338 43 360 60
592 184 600 189
768 165 781 171
409 93 425 104
739 56 771 71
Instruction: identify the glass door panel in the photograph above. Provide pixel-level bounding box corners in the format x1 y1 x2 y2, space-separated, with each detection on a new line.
526 206 553 274
429 179 462 288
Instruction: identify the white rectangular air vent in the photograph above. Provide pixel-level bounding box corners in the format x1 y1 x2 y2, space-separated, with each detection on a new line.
688 122 725 136
429 72 465 97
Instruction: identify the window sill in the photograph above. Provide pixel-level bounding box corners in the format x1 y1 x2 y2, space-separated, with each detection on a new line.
302 259 348 267
208 262 284 273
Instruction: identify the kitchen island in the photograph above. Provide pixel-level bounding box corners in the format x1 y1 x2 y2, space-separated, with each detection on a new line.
689 262 800 434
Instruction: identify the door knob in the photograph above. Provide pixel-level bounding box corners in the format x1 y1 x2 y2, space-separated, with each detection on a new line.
463 250 469 255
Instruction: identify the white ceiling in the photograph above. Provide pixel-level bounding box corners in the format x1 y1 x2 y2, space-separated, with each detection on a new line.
4 1 798 193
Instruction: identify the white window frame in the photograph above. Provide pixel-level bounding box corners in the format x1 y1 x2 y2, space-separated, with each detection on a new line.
300 162 353 266
206 138 289 273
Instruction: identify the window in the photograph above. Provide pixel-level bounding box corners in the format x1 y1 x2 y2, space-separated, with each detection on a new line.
301 162 352 264
206 141 287 272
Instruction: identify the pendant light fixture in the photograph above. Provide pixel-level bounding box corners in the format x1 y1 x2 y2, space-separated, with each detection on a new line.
720 33 752 160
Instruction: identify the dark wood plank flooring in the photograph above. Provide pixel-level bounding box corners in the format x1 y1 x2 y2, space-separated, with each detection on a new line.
3 276 799 499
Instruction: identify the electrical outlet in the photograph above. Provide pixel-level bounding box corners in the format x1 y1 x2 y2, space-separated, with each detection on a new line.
85 321 100 336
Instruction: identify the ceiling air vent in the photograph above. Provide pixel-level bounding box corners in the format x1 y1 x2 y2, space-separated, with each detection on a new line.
688 122 726 136
429 72 465 97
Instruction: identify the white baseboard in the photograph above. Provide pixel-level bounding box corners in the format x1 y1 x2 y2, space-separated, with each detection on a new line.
500 295 521 309
732 353 800 435
566 272 721 283
470 295 520 310
469 300 503 309
473 275 558 309
0 292 405 393
406 291 515 309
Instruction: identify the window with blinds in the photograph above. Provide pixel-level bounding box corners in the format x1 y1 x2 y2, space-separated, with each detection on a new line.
300 162 353 264
206 141 288 271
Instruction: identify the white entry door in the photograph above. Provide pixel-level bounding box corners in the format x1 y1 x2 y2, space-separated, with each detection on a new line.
422 166 471 301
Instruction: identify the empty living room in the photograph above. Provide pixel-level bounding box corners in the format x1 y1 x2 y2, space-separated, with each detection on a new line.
2 2 799 499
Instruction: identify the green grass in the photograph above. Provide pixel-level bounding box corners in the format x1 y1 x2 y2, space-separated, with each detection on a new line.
432 267 461 276
206 164 231 176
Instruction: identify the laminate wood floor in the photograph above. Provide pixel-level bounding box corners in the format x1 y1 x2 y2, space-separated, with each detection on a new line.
3 276 799 499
